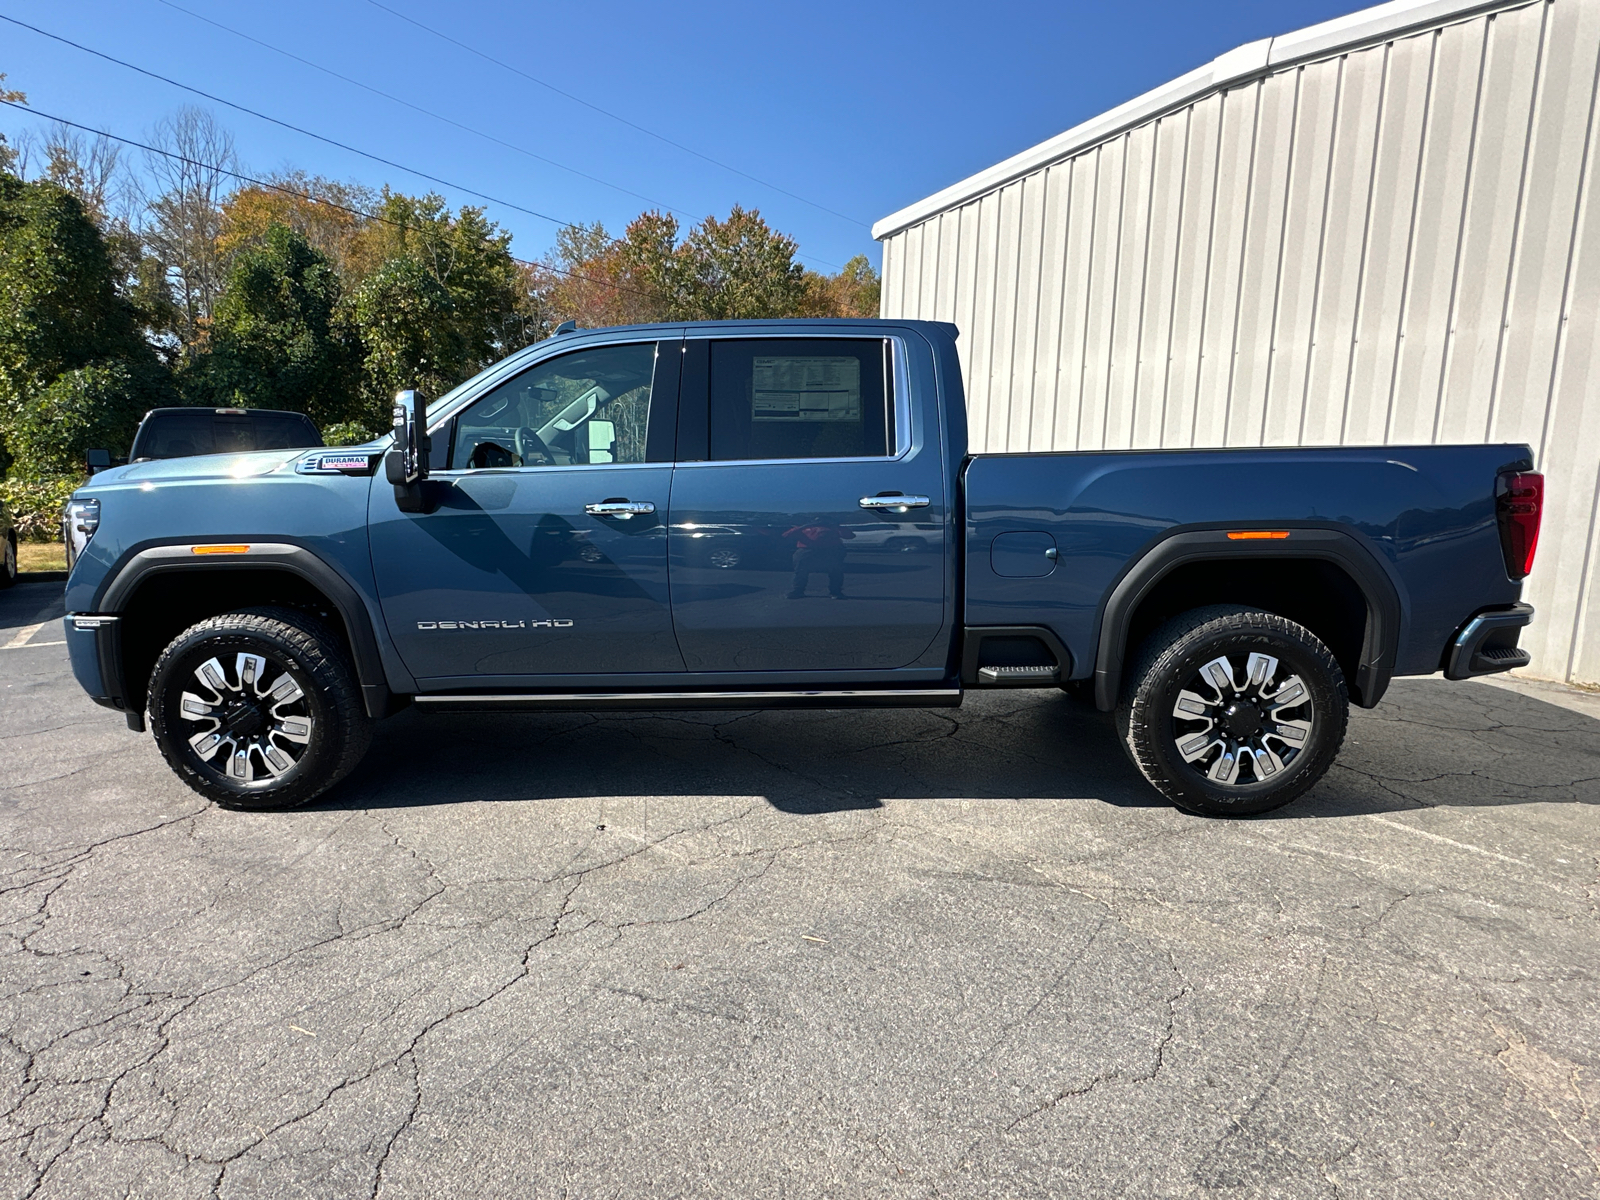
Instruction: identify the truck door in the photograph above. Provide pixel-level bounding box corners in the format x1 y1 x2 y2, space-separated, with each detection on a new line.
667 335 947 672
369 339 684 683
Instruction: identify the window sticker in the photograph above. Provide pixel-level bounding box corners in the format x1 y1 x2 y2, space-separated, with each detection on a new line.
752 357 861 422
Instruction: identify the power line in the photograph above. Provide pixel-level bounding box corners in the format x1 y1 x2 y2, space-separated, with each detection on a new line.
5 9 844 272
361 0 870 231
0 12 582 232
0 98 668 304
148 0 696 223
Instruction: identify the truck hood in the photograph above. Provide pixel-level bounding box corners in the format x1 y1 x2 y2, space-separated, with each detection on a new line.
88 448 313 487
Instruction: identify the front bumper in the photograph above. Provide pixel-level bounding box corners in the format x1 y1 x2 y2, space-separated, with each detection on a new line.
1445 603 1534 680
63 615 143 730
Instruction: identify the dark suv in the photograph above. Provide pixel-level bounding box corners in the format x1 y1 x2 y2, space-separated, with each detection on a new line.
128 408 323 463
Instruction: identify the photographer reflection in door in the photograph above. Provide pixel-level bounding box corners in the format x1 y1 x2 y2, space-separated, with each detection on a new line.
784 519 855 600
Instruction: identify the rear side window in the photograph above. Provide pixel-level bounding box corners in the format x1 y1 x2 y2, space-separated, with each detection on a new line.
708 339 893 462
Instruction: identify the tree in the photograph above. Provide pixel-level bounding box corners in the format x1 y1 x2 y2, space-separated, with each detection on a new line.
0 75 25 175
677 205 805 320
4 363 147 477
345 191 535 417
533 215 679 329
799 254 881 318
218 173 375 277
0 172 171 473
186 223 359 425
532 206 827 327
38 122 129 229
352 255 463 416
142 108 236 355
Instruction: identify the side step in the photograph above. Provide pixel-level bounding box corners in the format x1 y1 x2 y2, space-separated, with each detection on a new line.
413 687 963 713
976 664 1059 686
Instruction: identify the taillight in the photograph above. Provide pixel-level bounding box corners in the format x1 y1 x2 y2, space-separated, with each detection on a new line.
1495 471 1543 580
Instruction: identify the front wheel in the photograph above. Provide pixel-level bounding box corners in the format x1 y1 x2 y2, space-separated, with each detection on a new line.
1116 606 1348 816
148 607 372 810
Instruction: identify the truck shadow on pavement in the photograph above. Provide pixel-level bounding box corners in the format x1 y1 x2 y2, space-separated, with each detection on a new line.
326 678 1599 819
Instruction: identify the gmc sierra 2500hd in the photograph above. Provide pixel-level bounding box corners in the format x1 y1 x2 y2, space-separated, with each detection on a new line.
59 319 1542 816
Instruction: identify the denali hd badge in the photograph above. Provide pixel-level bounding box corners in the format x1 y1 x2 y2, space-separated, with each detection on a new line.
416 619 574 630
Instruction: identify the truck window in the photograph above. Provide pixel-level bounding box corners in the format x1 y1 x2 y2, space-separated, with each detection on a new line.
708 338 893 462
450 343 657 470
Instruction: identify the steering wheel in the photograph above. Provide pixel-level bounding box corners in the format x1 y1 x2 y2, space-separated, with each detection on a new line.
515 427 555 466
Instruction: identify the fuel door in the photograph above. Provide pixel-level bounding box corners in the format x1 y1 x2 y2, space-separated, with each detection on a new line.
991 531 1058 578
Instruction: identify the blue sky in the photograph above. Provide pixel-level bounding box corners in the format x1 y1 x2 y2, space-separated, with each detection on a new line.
2 0 1366 272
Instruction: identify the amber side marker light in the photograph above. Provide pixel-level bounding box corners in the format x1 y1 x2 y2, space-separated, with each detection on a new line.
190 544 251 556
1227 531 1290 540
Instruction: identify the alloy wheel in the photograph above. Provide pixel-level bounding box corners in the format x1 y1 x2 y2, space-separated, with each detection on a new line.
178 652 314 785
1170 651 1314 786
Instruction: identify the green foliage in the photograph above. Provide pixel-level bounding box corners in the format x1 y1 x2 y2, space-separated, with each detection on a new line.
345 193 535 421
4 363 154 479
0 473 77 542
0 173 172 472
535 206 869 327
351 255 464 423
321 421 376 446
0 106 875 483
677 205 805 320
185 223 359 424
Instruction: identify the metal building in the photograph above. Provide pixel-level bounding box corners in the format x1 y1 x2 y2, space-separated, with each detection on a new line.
875 0 1600 686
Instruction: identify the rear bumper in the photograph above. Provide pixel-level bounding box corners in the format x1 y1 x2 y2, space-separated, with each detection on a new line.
1445 603 1534 680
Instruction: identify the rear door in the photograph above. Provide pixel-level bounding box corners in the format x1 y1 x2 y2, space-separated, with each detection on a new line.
667 334 947 672
370 338 684 683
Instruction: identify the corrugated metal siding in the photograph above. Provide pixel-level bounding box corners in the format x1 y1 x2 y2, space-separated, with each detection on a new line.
880 0 1600 686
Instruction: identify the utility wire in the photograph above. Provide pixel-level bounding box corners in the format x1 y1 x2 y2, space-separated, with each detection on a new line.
0 12 582 232
361 0 870 230
0 98 668 304
149 0 694 222
6 9 843 271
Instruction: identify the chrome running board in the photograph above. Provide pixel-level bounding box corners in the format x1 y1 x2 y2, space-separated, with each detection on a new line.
413 687 963 713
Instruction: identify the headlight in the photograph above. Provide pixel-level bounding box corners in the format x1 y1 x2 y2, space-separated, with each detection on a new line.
63 497 100 569
67 497 100 538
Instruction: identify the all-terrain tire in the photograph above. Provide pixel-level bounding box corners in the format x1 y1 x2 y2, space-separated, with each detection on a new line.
148 606 372 810
1116 605 1348 817
0 533 16 588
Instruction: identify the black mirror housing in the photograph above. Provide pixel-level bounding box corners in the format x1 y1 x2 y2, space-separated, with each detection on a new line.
85 448 111 475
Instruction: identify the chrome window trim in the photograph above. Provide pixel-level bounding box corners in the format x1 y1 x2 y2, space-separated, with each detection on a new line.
686 331 916 467
428 459 671 481
425 336 674 444
437 338 668 472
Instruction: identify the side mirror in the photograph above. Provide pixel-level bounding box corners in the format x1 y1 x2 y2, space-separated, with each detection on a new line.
384 389 433 512
85 448 111 476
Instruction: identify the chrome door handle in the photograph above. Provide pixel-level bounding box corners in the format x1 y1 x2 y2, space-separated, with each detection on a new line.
584 500 656 518
859 494 931 512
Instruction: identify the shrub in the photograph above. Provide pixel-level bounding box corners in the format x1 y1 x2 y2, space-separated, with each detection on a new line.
0 473 78 542
1 362 148 479
321 421 377 446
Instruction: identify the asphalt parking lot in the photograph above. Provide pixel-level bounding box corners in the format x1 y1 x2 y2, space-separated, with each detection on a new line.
1 578 1596 1199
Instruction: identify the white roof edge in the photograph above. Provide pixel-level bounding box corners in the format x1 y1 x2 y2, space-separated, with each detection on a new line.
872 0 1521 241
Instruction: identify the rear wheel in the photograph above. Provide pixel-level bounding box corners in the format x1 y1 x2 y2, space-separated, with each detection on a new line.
0 533 16 588
147 607 372 810
1116 605 1348 816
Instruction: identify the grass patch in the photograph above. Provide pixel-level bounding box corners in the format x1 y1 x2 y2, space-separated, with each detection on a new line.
17 542 67 573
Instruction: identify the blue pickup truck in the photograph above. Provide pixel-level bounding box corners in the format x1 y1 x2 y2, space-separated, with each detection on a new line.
59 319 1543 817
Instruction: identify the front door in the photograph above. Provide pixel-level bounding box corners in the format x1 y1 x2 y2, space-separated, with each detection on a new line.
370 340 684 684
668 335 947 672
